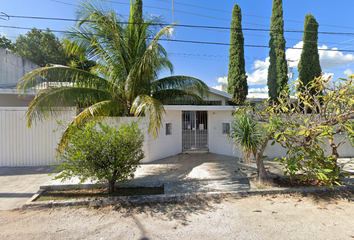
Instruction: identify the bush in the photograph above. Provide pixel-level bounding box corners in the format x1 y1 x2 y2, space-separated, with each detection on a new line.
54 121 145 193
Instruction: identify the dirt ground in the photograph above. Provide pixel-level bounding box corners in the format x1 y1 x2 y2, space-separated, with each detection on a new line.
1 191 354 240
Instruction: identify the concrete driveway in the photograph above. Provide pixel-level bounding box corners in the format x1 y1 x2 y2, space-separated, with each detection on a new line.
0 166 56 210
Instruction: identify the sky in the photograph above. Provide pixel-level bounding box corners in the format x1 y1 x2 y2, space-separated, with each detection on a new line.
2 0 354 94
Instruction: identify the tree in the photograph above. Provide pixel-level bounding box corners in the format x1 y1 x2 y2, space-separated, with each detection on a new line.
267 0 288 102
14 28 67 67
298 14 321 93
54 121 144 193
227 4 248 104
229 114 258 164
229 102 284 185
274 77 354 185
0 34 14 51
13 28 95 71
16 0 208 147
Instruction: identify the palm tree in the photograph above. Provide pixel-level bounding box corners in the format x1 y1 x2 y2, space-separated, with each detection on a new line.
16 0 209 148
228 112 281 185
228 114 259 164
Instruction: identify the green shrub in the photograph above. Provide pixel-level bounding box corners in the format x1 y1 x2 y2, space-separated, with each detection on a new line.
54 121 145 193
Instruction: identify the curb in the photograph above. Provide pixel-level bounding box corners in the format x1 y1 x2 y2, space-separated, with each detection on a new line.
22 182 354 211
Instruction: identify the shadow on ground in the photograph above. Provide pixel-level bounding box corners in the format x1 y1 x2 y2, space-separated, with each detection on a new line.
110 197 225 225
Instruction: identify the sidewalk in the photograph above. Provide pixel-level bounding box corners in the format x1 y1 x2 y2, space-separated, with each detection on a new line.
0 166 57 210
44 153 354 193
2 154 354 210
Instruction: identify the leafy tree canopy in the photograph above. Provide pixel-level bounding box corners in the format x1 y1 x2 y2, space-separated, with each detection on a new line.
14 28 67 67
54 121 144 193
0 34 14 51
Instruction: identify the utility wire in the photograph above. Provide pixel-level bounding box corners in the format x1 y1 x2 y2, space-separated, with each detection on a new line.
2 24 354 53
6 14 354 37
155 0 354 30
49 0 354 34
5 14 354 47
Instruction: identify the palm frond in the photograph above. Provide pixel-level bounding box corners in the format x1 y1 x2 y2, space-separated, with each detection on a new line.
16 66 120 95
153 89 205 105
229 114 260 155
57 100 125 151
131 94 165 139
152 75 209 99
24 86 115 128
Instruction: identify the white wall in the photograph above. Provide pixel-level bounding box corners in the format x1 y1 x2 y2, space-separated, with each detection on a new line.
0 107 75 166
144 110 182 162
0 47 40 85
208 110 238 157
0 94 34 107
263 134 354 160
103 112 183 163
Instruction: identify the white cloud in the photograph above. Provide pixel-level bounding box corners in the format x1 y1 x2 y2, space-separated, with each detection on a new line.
248 86 268 93
285 41 354 71
246 41 354 86
246 57 269 85
321 72 334 80
217 76 228 84
213 84 228 93
319 45 354 71
344 69 353 75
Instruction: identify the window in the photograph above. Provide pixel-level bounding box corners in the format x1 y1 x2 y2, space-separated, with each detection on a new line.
166 123 172 135
222 123 230 135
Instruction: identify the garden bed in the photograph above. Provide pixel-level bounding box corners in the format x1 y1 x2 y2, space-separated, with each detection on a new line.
272 177 327 188
35 186 164 202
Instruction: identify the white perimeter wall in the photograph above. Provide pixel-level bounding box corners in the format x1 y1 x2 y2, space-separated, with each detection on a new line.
1 107 352 167
145 110 182 162
0 107 75 166
263 134 354 159
208 110 238 157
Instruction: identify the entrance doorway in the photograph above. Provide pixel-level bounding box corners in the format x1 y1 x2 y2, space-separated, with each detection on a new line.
182 111 208 150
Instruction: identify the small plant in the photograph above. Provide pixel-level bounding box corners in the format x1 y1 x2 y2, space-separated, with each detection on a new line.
54 121 145 193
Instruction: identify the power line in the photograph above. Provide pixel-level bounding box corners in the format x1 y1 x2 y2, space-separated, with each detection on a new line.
49 0 354 34
155 0 354 30
2 24 354 53
6 14 354 37
4 13 354 47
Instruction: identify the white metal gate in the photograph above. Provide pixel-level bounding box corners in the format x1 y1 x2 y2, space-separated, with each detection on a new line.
182 111 208 150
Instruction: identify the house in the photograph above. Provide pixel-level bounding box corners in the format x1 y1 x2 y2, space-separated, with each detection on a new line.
139 87 237 162
1 47 353 166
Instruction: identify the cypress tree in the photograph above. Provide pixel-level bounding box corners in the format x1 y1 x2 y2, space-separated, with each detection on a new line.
298 14 321 92
227 4 248 104
267 0 288 102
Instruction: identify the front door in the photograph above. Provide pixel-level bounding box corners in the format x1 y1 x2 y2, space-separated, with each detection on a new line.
182 111 208 150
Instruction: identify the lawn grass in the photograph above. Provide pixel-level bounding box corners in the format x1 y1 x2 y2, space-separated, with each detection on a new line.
36 186 164 201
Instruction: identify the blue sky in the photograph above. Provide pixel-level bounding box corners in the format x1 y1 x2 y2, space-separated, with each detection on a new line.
2 0 354 93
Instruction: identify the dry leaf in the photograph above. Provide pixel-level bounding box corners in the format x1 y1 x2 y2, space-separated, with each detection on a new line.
272 211 277 214
334 206 345 211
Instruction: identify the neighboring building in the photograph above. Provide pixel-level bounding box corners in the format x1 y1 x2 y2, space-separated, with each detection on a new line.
0 47 39 106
